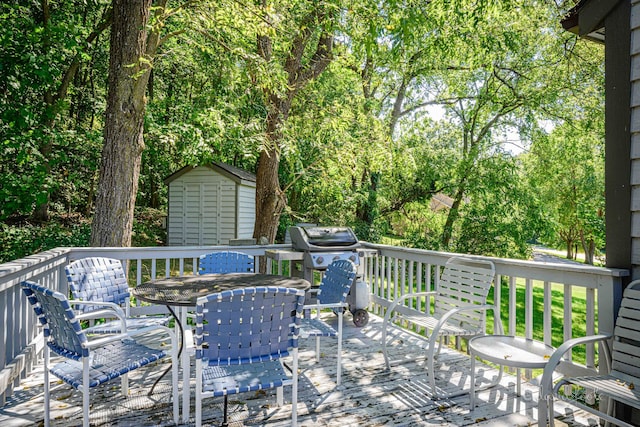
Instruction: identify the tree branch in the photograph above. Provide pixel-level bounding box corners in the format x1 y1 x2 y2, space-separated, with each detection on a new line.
55 6 113 104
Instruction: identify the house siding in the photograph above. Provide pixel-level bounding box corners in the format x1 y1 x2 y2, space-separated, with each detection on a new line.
631 0 640 275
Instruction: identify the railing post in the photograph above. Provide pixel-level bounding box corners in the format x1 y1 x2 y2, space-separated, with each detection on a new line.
597 275 624 337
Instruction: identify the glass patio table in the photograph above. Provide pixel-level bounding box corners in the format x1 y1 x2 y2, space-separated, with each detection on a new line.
132 273 311 423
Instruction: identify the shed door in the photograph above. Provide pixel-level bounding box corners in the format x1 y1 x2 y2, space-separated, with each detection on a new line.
182 182 222 245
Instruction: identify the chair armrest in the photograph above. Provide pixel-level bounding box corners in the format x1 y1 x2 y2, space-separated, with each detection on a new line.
76 309 124 322
539 333 612 398
383 291 438 323
69 300 126 316
303 302 349 311
70 300 127 332
430 303 503 342
83 324 177 351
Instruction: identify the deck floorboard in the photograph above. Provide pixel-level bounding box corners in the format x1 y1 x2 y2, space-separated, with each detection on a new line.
1 313 595 426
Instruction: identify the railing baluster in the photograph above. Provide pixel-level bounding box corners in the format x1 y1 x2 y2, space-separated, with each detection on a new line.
586 287 596 368
493 273 502 333
0 243 629 402
544 281 552 346
509 276 517 336
525 278 533 340
563 283 573 359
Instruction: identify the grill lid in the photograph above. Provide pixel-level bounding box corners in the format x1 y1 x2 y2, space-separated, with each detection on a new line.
289 226 360 251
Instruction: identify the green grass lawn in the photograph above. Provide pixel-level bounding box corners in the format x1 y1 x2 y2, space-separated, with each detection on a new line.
486 279 593 366
386 277 595 367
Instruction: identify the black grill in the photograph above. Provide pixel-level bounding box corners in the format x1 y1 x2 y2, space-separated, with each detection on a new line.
290 226 360 251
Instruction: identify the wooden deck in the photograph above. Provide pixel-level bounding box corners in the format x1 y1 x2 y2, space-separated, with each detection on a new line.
1 313 595 426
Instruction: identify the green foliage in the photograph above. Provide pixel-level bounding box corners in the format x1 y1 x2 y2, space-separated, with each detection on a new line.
0 2 110 220
0 0 605 265
0 217 91 263
524 113 605 261
397 204 448 251
0 208 167 263
131 208 167 246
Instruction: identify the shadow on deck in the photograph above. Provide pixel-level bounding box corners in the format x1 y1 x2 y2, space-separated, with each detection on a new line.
1 313 594 426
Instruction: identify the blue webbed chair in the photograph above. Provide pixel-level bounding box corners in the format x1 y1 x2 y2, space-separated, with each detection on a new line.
194 286 305 427
21 280 178 427
198 250 255 274
65 257 170 334
299 259 357 385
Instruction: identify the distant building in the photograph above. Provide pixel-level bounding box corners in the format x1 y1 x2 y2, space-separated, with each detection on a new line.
430 193 454 212
164 162 256 246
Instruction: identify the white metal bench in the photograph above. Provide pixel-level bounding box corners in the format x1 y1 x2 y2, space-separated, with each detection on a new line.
540 279 640 427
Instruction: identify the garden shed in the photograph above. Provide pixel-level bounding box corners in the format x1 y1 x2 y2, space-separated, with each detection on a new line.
164 162 256 246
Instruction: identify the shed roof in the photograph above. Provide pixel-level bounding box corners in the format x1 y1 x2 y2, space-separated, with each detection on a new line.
164 162 256 187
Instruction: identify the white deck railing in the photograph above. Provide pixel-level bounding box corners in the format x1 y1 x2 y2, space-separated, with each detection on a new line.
0 243 629 405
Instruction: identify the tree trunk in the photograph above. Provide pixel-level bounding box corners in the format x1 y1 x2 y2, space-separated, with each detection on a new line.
565 240 574 259
90 0 152 247
441 182 466 248
253 97 290 244
254 147 286 244
252 4 335 244
580 230 596 265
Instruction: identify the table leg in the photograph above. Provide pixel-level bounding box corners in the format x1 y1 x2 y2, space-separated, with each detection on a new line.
467 348 505 411
516 368 521 397
470 353 476 410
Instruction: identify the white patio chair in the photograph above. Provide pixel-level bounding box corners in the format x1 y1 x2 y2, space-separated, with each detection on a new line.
198 250 255 274
299 259 357 385
65 257 170 334
194 286 305 427
21 280 178 427
381 256 500 398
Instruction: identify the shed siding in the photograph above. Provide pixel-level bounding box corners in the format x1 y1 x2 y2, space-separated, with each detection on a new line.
237 185 256 238
166 165 255 246
631 0 640 273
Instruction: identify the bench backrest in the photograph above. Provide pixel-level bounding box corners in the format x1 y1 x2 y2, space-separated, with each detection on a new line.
611 282 640 382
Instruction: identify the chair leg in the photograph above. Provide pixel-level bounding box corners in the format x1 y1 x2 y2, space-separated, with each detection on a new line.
277 386 283 406
337 311 343 385
547 395 556 427
381 318 391 370
121 373 129 396
292 347 298 427
173 346 179 424
315 335 321 362
435 335 444 357
44 347 51 427
82 357 90 427
222 394 229 427
195 360 202 427
427 334 439 398
537 394 548 427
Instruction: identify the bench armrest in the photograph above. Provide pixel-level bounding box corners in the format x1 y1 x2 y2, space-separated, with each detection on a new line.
539 333 612 398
